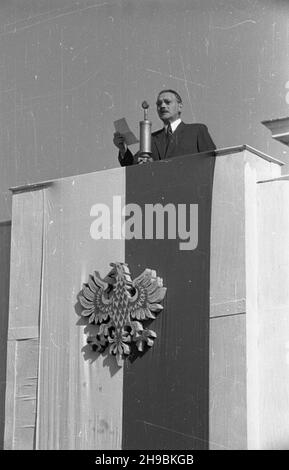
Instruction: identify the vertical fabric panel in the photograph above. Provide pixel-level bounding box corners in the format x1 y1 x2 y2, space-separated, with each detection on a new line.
209 150 282 449
257 180 289 449
209 315 247 450
13 339 39 449
0 221 11 449
36 169 125 449
4 191 44 449
8 191 44 331
123 155 215 450
209 152 246 317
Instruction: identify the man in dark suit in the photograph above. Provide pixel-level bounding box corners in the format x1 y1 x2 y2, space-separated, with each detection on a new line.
113 89 216 166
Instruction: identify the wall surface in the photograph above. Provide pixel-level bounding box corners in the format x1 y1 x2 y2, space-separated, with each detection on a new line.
0 0 289 221
0 221 10 449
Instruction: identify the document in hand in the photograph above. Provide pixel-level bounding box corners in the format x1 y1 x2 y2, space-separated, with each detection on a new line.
114 118 139 145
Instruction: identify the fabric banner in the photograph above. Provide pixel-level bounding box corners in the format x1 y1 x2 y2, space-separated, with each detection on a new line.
123 154 215 450
36 169 125 450
35 155 215 449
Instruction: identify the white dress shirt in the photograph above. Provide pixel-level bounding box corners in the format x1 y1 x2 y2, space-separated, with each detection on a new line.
164 118 182 134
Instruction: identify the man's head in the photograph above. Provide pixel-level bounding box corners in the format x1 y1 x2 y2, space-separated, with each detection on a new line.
156 89 183 124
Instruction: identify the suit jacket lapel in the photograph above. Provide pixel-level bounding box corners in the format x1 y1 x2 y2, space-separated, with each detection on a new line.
153 122 186 160
164 133 174 159
173 121 185 149
165 121 185 159
154 129 167 160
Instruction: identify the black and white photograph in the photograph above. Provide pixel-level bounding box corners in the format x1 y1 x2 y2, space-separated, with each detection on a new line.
0 0 289 456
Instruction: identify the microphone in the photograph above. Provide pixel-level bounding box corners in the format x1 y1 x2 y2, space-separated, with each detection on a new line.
139 101 152 163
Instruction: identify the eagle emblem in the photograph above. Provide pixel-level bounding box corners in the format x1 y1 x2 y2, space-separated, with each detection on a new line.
79 262 167 366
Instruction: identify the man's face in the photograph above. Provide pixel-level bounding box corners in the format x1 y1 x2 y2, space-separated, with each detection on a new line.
156 92 182 123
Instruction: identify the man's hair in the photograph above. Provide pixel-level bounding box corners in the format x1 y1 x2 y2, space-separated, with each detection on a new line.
157 89 183 104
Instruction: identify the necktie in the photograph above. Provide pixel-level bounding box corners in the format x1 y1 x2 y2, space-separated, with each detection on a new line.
167 123 173 138
164 123 174 158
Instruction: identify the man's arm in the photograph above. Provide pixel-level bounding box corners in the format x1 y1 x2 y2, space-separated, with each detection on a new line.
114 131 135 166
114 131 153 166
118 148 134 166
197 124 216 152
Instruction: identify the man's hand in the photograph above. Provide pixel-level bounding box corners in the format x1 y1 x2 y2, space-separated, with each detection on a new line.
137 156 153 164
113 132 127 157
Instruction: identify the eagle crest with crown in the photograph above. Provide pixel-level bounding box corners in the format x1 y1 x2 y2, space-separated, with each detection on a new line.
78 262 167 366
